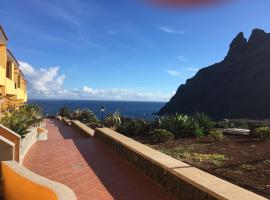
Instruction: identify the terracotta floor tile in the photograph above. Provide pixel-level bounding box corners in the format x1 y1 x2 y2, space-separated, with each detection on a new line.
23 119 175 200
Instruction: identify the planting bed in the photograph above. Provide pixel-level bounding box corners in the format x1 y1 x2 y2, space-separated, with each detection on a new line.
134 135 270 199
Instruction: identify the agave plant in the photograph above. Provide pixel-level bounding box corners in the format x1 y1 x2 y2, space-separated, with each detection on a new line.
158 113 213 138
184 118 204 137
71 108 98 124
20 104 43 127
70 108 81 120
105 111 122 128
192 112 215 135
116 118 148 136
58 106 70 118
0 110 29 137
0 104 44 137
158 113 189 137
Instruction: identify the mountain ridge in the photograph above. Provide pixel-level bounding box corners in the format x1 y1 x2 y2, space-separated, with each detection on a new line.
159 29 270 119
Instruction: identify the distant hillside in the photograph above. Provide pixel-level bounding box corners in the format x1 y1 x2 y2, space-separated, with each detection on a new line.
159 29 270 119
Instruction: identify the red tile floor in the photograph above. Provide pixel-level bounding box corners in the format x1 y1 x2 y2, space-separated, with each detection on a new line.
23 119 175 200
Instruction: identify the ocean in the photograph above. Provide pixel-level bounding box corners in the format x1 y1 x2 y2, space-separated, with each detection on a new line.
28 99 166 120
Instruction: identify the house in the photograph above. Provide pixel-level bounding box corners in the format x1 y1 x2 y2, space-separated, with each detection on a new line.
0 25 27 112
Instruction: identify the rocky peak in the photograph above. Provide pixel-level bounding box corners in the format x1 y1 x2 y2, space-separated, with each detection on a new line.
248 29 268 46
226 32 247 60
230 32 247 50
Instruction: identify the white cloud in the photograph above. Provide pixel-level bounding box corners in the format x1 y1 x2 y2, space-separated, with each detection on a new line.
19 61 66 96
82 86 98 94
19 61 173 101
166 70 181 77
157 25 184 34
82 86 171 101
19 62 35 74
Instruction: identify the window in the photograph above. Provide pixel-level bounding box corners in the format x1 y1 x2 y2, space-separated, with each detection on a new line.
6 61 12 79
18 75 21 88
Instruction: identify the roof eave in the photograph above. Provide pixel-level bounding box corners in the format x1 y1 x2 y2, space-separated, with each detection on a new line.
0 25 9 41
7 49 20 66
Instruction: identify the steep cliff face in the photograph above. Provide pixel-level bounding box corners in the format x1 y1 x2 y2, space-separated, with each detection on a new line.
159 29 270 119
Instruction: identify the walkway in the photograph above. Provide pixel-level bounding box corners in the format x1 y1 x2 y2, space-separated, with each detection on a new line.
23 119 175 200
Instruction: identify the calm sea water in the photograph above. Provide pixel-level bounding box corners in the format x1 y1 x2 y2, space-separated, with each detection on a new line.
28 99 166 120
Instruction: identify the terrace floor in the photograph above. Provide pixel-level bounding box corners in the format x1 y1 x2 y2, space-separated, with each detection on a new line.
23 119 174 200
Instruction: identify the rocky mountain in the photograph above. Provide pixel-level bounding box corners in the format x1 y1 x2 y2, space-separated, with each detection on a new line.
159 29 270 119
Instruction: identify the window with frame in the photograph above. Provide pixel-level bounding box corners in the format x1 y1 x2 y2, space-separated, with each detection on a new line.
18 75 21 88
6 61 12 79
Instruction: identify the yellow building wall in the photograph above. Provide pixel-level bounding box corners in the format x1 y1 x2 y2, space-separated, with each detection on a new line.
0 29 28 112
0 45 6 67
5 62 16 96
1 98 10 111
0 45 7 86
21 79 27 102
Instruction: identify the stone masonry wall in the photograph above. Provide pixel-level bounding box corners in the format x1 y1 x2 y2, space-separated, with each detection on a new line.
95 129 216 200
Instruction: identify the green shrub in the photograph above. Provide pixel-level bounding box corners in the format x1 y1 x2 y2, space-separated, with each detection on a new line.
159 147 228 166
252 127 270 140
150 120 160 131
158 114 189 138
151 129 174 143
0 104 43 137
116 118 148 136
158 113 212 138
184 119 204 137
87 122 102 129
192 112 215 134
58 106 70 118
0 112 30 137
232 120 248 129
71 108 98 123
20 104 43 127
209 130 224 141
248 122 268 133
216 120 235 128
105 111 121 128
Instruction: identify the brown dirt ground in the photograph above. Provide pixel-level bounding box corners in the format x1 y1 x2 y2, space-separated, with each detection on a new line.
134 135 270 199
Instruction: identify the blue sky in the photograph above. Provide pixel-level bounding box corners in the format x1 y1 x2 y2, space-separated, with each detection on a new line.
1 0 270 101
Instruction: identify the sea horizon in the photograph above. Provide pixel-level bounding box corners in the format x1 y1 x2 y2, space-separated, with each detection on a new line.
29 99 166 120
28 98 167 103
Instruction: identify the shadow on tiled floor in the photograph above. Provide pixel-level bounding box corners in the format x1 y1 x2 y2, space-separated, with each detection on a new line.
23 119 175 200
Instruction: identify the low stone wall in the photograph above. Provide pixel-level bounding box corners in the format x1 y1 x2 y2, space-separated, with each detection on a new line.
37 127 48 140
19 127 48 163
63 118 72 126
0 124 48 164
71 120 94 137
0 125 20 162
0 136 15 161
94 128 267 200
1 161 76 200
56 116 63 121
